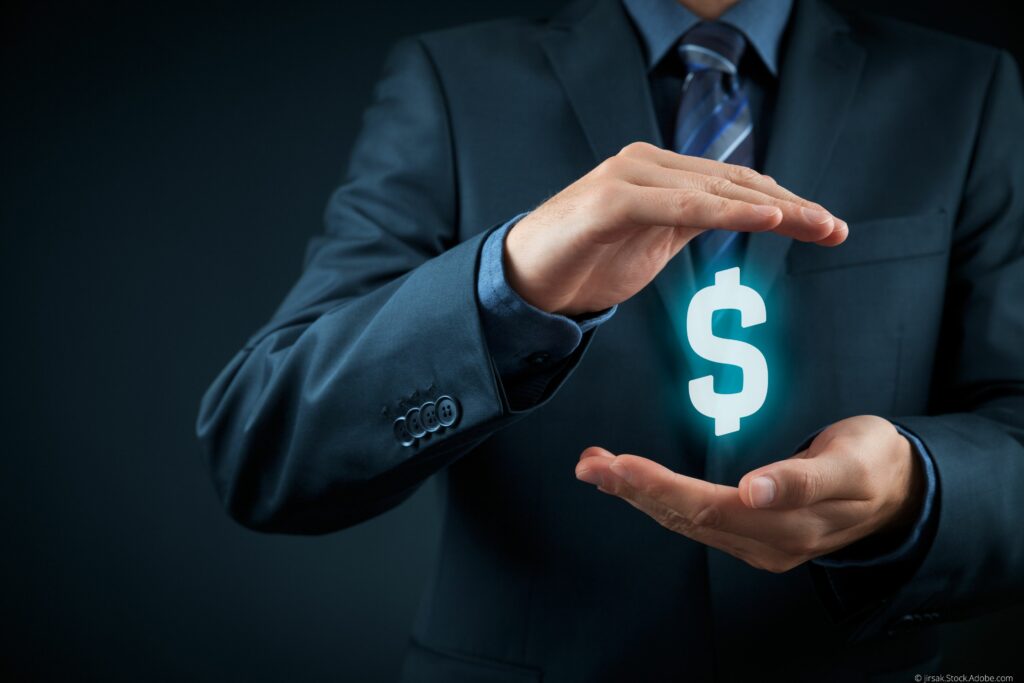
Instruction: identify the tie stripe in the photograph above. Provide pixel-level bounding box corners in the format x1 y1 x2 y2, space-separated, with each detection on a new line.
672 22 754 279
684 94 749 158
702 106 752 160
679 44 738 74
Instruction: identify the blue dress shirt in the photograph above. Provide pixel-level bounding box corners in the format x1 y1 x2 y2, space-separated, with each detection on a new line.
475 0 937 570
477 215 616 381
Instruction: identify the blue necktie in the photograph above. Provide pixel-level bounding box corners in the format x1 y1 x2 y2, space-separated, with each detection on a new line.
673 22 754 279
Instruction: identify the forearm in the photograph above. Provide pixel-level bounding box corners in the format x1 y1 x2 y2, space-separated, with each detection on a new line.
892 411 1024 610
197 231 519 533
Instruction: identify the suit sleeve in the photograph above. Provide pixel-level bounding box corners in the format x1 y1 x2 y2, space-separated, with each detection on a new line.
195 38 590 534
477 216 617 406
817 50 1024 640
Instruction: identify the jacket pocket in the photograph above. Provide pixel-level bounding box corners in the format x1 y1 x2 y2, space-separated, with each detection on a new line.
787 208 951 274
400 639 542 683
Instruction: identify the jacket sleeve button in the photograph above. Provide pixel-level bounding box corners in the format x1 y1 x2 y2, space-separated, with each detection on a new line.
435 395 459 427
405 407 426 438
393 417 415 447
420 401 440 432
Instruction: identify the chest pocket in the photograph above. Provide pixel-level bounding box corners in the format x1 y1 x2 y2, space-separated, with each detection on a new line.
787 208 952 274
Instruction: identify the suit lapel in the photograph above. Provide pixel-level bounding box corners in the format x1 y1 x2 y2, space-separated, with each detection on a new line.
540 0 662 161
743 0 866 296
541 0 697 351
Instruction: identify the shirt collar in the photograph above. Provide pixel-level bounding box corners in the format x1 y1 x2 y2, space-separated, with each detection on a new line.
621 0 793 76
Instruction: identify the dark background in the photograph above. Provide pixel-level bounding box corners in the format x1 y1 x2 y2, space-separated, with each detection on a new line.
2 1 1022 680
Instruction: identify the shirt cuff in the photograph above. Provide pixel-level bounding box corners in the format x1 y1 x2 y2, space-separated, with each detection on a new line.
813 424 939 569
477 213 617 380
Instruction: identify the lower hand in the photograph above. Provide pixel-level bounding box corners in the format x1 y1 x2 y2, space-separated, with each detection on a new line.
504 141 848 316
574 416 924 572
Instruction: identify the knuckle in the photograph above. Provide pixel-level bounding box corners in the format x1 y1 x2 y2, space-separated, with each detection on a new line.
618 141 653 157
703 175 734 195
671 189 701 217
795 466 821 505
595 156 625 178
727 164 761 184
643 476 675 501
655 506 695 535
826 435 855 455
823 438 856 458
846 456 871 485
599 475 622 496
589 180 626 215
691 505 721 530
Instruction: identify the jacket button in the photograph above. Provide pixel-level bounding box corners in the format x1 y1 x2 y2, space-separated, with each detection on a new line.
405 407 426 438
393 417 415 447
420 401 440 432
435 395 459 427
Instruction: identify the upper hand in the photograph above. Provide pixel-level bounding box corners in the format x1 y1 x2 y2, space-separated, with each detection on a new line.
504 141 848 316
574 416 924 573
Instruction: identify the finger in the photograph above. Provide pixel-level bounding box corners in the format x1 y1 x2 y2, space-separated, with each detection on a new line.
617 144 848 245
615 161 838 243
577 453 810 571
619 186 784 235
575 447 615 486
580 446 614 461
629 144 832 212
627 488 804 572
580 454 834 549
738 450 872 510
814 217 848 245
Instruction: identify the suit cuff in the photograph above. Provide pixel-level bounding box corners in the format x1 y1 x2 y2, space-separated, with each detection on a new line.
476 213 616 381
813 424 938 569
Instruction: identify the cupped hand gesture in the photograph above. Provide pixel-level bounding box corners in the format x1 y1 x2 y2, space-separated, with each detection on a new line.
575 416 924 572
505 141 848 316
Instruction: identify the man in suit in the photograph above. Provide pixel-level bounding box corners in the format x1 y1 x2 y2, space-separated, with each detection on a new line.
197 0 1024 679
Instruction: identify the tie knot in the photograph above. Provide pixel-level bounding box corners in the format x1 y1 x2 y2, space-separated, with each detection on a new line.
678 22 747 75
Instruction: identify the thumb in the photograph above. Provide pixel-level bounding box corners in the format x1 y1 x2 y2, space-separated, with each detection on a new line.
738 454 830 509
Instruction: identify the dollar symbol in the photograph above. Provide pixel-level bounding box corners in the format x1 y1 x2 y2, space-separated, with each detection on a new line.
686 267 768 436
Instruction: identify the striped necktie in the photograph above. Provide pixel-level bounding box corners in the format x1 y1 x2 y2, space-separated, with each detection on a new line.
673 22 754 279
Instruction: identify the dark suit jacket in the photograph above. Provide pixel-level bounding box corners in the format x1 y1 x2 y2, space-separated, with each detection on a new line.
196 0 1024 680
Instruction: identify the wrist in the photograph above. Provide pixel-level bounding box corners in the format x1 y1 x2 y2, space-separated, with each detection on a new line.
504 217 568 314
887 431 925 534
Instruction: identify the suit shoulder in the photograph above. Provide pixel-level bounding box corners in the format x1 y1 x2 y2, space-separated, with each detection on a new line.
839 6 1003 75
412 15 547 63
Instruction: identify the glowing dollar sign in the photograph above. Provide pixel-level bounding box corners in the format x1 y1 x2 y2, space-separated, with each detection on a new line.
686 267 768 436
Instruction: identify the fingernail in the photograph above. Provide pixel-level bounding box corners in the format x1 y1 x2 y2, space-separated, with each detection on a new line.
750 477 776 508
576 467 604 487
751 204 780 216
609 459 633 484
801 206 833 224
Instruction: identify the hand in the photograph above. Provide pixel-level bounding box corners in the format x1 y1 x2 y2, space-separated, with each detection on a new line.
574 416 924 573
504 141 848 316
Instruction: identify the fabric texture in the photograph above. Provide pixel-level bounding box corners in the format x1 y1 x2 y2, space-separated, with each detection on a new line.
196 1 1024 680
